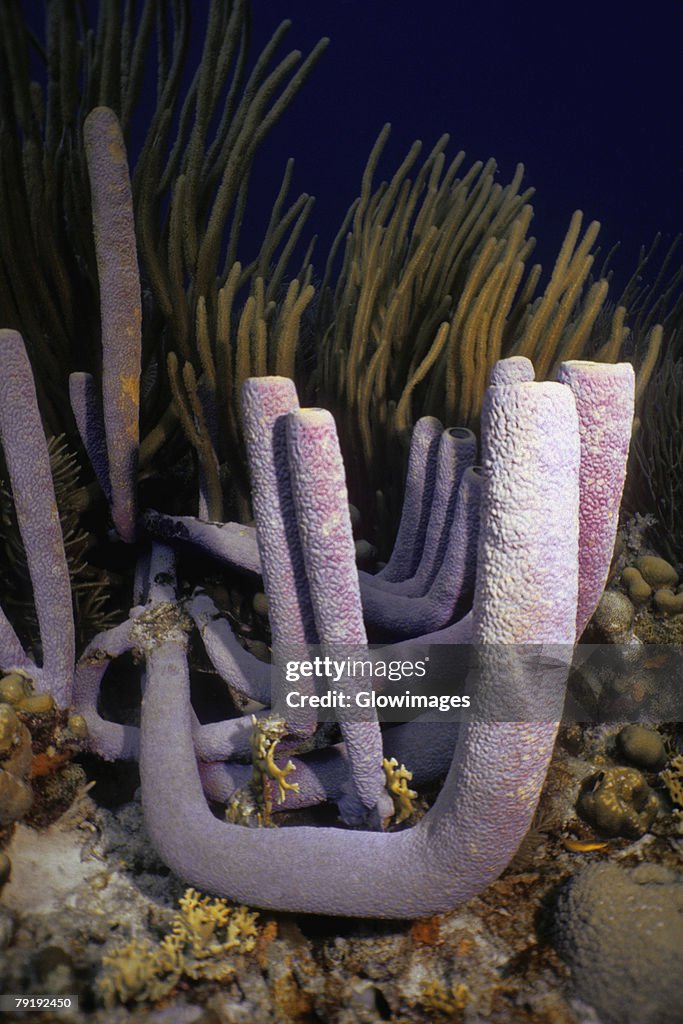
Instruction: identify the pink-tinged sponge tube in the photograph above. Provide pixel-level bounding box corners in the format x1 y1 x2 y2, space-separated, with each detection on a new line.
556 361 635 638
474 379 581 645
286 408 366 644
241 377 316 645
286 408 388 817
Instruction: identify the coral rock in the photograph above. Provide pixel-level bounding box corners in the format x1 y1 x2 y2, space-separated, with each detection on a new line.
553 863 683 1024
653 588 683 617
577 765 659 837
591 590 635 639
0 673 31 707
636 555 678 589
0 769 33 826
0 705 20 756
620 566 652 605
616 724 667 771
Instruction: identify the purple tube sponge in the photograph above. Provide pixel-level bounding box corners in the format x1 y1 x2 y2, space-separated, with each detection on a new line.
240 378 316 645
286 409 368 643
186 590 271 704
73 612 144 761
363 426 477 600
556 361 635 638
475 378 580 644
373 416 443 582
286 408 389 820
142 615 559 916
73 356 631 917
68 371 112 502
0 330 75 706
488 355 535 386
360 467 481 637
84 106 141 544
240 377 318 740
199 721 458 811
137 367 594 917
143 510 260 575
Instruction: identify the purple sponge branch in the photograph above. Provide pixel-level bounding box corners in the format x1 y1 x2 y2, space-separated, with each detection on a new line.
360 466 481 637
556 361 635 638
240 378 316 645
200 721 459 810
286 409 368 642
74 594 271 764
429 376 581 908
175 616 473 766
84 106 141 544
68 371 112 502
373 416 443 582
241 377 318 739
0 612 32 675
474 378 580 644
73 612 145 761
143 510 260 575
488 354 534 385
286 408 389 821
0 330 75 706
186 590 271 704
365 427 477 600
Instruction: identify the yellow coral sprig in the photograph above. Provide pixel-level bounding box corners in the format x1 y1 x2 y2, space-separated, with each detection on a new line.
661 754 683 808
383 756 418 824
251 715 299 806
98 888 258 1006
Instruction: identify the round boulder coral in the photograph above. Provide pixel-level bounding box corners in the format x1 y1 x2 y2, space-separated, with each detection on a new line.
553 863 683 1024
576 765 659 837
653 588 683 617
636 555 678 589
0 672 31 707
616 724 667 771
620 566 652 605
591 591 634 640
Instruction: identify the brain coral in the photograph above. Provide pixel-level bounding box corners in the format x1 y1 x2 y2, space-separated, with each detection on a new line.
553 863 683 1024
